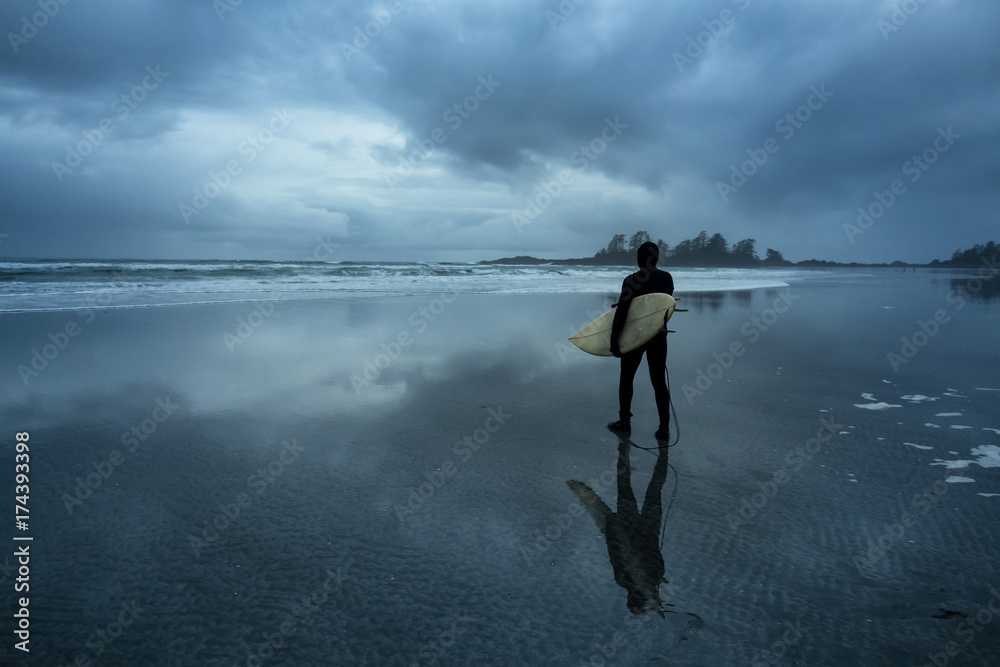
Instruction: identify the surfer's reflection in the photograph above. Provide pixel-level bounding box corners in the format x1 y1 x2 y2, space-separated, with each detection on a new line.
567 435 673 616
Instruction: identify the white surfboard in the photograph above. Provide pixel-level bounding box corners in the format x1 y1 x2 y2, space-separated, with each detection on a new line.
569 293 676 357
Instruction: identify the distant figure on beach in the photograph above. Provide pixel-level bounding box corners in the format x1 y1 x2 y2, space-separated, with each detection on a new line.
607 242 674 439
567 435 673 615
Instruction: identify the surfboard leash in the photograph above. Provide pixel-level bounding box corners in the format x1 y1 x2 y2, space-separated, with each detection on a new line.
623 333 680 549
628 333 680 451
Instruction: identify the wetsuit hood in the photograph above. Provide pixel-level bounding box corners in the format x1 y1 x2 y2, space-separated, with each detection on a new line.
637 242 659 270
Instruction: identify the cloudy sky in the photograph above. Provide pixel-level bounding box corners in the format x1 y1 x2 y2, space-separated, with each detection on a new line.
1 0 997 263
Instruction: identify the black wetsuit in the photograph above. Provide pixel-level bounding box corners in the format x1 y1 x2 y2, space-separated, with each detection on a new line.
610 267 674 427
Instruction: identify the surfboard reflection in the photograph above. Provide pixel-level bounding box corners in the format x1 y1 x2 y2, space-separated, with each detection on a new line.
567 435 674 616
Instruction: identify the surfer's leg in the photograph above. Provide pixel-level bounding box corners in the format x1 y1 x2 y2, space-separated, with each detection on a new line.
645 333 671 438
610 349 643 431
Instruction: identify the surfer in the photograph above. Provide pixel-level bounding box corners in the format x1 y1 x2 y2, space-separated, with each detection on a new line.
608 242 674 440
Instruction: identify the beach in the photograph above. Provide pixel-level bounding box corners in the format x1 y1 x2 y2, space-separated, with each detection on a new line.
2 266 999 665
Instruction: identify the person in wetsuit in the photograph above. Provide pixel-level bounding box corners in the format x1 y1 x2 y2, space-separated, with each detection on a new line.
607 242 674 440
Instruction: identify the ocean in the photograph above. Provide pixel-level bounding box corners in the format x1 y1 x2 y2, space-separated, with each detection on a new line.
1 259 818 312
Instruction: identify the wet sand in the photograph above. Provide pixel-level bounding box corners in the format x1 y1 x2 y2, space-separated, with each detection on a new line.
2 270 999 665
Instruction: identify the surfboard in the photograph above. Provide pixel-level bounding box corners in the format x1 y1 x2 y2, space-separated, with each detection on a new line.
569 293 676 356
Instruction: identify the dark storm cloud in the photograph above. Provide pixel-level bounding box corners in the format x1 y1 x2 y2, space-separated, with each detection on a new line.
1 0 998 262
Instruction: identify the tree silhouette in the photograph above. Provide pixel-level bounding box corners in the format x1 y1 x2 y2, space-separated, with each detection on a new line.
656 238 671 258
706 233 728 261
943 241 998 267
731 238 758 264
608 234 627 254
692 231 709 253
628 231 652 252
763 248 788 265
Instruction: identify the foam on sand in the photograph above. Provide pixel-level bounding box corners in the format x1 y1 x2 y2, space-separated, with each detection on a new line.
902 394 938 402
935 413 962 417
970 445 1000 467
946 476 975 483
950 425 973 430
931 445 1000 470
903 442 933 450
979 493 1000 498
984 428 1000 435
855 402 901 410
932 458 973 469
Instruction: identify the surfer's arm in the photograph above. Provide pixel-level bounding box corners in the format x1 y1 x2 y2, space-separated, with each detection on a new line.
610 280 633 356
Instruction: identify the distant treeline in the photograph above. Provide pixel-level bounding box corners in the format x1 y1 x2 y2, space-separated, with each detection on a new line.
931 241 999 268
593 232 998 268
480 232 997 268
593 231 788 267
